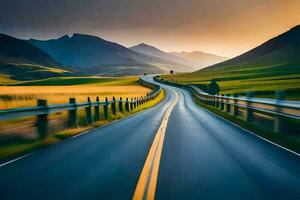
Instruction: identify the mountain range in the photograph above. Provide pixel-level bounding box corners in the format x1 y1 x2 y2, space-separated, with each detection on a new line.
28 34 198 76
0 32 227 83
1 24 299 84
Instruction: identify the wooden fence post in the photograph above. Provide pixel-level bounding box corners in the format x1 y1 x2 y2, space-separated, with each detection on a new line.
37 99 48 139
246 92 254 122
68 98 77 128
125 98 129 112
274 91 285 133
119 97 123 113
130 98 133 110
94 96 100 121
134 98 137 109
111 96 116 115
233 94 239 116
226 94 231 113
104 97 109 119
85 97 93 124
141 96 144 104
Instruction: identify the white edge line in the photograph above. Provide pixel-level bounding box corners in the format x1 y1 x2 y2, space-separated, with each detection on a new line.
154 81 300 157
193 98 300 157
0 152 34 168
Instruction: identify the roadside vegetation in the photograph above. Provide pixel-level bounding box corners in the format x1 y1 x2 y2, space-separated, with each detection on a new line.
0 76 165 161
192 94 300 153
0 76 148 109
161 64 300 100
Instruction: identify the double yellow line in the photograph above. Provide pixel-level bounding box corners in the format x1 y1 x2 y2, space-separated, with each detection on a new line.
133 89 179 200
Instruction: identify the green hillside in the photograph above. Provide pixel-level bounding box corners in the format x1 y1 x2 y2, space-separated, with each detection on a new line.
0 33 70 85
11 76 140 86
161 25 300 99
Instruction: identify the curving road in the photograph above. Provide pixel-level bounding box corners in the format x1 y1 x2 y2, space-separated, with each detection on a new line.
0 76 300 200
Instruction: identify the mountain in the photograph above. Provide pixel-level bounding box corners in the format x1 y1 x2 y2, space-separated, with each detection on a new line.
200 25 300 72
130 43 198 69
0 33 69 84
28 34 195 76
171 51 228 68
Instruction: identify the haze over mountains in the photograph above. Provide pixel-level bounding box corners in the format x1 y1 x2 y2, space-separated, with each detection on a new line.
171 51 228 68
129 43 198 69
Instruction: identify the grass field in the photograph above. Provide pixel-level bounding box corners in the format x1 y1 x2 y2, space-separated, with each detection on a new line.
0 89 165 160
0 76 150 109
0 76 164 160
161 64 300 100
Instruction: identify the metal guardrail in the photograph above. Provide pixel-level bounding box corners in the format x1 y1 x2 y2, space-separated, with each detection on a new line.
0 78 161 137
154 77 300 133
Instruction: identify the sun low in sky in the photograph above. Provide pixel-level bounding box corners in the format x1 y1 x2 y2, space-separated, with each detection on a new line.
0 0 299 57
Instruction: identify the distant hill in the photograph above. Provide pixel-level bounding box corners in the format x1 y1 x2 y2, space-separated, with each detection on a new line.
0 33 69 84
29 34 195 76
200 25 300 72
171 51 228 68
130 43 198 70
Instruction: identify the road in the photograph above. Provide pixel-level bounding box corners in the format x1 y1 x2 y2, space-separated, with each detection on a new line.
0 76 300 200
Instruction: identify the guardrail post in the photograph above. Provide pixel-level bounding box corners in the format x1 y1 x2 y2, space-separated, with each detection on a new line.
125 98 129 112
207 96 210 106
220 95 225 110
94 96 100 121
119 97 123 113
112 96 116 115
226 94 231 113
85 97 93 124
246 92 254 122
36 99 48 139
274 91 285 133
68 98 77 128
216 96 220 108
212 96 216 107
104 97 109 119
233 94 239 116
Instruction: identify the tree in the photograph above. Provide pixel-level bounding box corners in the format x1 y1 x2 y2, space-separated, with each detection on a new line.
208 79 220 95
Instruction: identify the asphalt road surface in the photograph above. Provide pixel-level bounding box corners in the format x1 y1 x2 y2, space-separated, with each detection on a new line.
0 76 299 200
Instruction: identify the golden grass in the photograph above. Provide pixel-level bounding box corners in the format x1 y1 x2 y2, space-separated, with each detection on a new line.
0 89 165 160
0 85 151 109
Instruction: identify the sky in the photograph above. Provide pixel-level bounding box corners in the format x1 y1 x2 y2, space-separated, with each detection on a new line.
0 0 300 57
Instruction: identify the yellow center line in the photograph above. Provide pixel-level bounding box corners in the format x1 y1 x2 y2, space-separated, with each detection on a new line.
133 89 179 200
